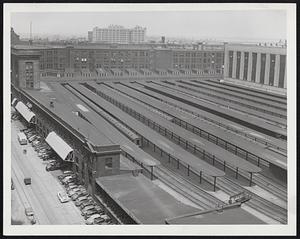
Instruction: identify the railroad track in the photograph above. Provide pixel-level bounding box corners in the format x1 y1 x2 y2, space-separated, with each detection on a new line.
118 82 286 153
98 83 288 224
217 177 287 224
153 165 225 210
253 174 287 202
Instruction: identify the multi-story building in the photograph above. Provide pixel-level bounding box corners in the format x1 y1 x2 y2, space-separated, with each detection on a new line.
11 43 224 80
91 25 146 44
224 43 287 91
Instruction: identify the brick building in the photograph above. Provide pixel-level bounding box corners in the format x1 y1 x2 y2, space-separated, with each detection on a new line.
12 43 224 77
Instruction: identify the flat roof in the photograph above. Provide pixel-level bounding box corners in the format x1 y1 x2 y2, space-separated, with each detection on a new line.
87 81 225 177
207 79 287 103
98 83 261 173
60 83 160 167
96 174 199 224
23 84 117 148
144 82 287 137
166 205 265 224
157 81 286 126
181 80 287 115
112 83 287 169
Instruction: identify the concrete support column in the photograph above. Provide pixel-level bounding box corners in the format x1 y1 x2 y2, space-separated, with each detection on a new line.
264 54 271 85
239 52 245 80
247 52 252 82
232 51 237 79
284 60 287 89
255 53 261 83
273 54 281 87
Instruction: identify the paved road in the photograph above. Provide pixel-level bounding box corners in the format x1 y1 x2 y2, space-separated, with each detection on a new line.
11 119 85 225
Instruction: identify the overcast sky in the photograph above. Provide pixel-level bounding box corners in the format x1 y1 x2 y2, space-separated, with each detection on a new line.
11 10 286 41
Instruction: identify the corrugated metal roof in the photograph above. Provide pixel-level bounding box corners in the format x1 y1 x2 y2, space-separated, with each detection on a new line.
15 101 35 123
45 131 73 161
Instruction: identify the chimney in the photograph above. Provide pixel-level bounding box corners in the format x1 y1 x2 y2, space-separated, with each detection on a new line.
50 101 54 108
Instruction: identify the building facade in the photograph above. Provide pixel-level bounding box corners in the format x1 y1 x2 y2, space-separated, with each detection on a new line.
224 43 287 90
21 44 223 73
11 47 41 89
91 25 146 44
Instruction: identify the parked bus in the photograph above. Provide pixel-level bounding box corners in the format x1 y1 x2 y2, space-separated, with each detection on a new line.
17 132 27 145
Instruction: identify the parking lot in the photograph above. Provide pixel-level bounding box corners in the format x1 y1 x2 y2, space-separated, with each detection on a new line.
11 109 113 225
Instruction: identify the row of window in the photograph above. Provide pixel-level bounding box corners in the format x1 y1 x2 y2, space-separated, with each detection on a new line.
173 52 223 58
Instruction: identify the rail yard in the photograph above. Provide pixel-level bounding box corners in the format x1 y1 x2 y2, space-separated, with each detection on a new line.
11 77 288 225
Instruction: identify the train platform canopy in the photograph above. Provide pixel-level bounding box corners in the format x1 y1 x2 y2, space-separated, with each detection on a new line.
98 82 261 174
23 86 119 150
96 173 199 224
63 83 160 167
165 205 266 224
46 131 74 162
15 101 36 123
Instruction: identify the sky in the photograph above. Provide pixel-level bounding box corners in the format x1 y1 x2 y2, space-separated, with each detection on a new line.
11 10 287 41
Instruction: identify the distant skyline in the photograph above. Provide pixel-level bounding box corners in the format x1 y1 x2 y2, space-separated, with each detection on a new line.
11 10 287 41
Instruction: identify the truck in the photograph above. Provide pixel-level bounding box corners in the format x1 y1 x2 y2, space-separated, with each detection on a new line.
24 177 31 185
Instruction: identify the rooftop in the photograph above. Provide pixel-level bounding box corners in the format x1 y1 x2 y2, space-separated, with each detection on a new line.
23 82 119 150
96 173 199 224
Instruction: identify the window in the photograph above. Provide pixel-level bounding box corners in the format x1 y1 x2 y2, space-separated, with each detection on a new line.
269 54 276 86
228 51 233 78
251 53 257 82
25 62 34 88
243 52 249 80
105 158 113 169
236 52 241 79
260 54 266 84
278 55 286 88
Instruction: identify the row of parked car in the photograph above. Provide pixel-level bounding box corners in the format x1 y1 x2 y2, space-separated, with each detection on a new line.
57 172 113 225
21 128 66 171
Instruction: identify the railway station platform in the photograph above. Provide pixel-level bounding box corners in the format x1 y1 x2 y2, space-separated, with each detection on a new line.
95 173 199 224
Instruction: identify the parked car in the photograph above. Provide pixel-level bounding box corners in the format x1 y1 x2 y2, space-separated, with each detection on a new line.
59 174 75 182
63 170 73 175
71 191 88 201
61 176 76 185
46 162 61 171
68 189 80 197
81 205 102 214
25 207 36 224
11 179 15 190
76 199 96 209
83 209 99 219
79 200 97 209
57 191 70 203
66 185 79 191
81 205 95 214
75 196 89 206
94 214 111 224
85 214 102 225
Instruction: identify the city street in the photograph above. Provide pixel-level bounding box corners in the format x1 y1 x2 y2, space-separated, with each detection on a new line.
11 119 85 225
